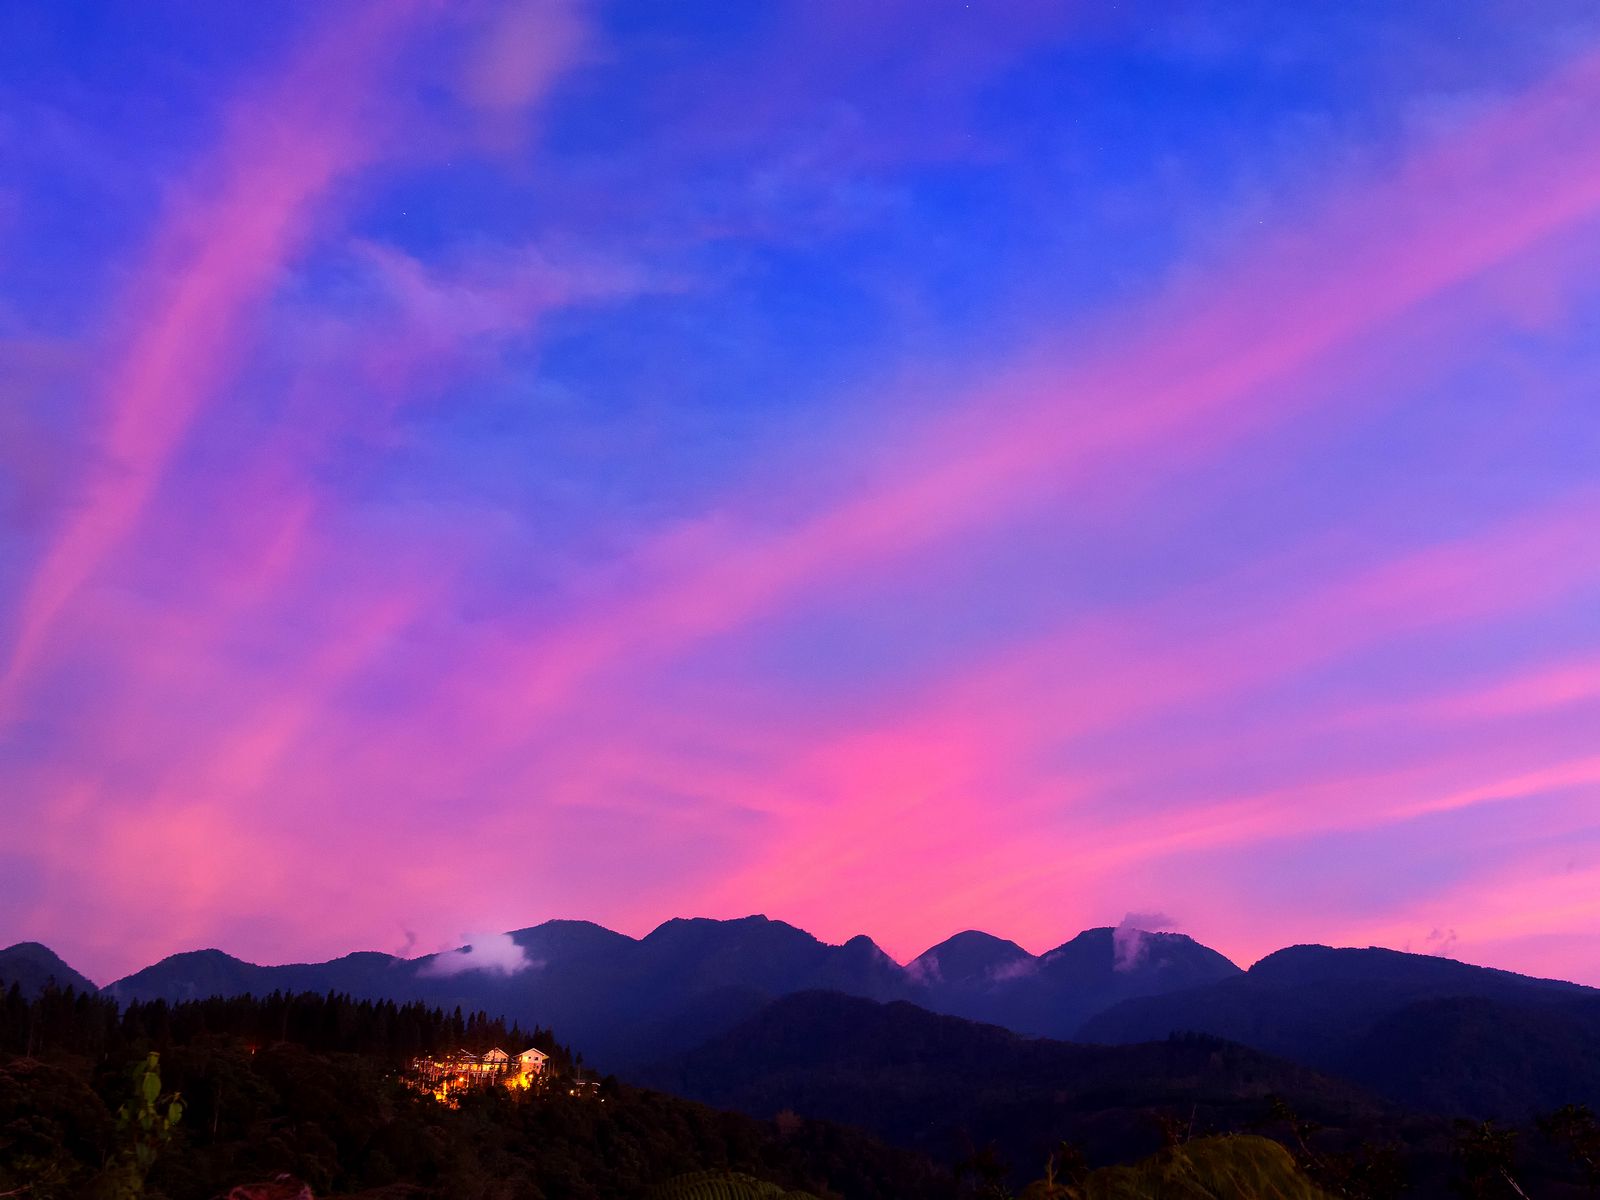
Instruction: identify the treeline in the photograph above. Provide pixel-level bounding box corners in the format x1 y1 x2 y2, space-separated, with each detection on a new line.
0 985 954 1199
0 980 571 1070
0 1047 953 1199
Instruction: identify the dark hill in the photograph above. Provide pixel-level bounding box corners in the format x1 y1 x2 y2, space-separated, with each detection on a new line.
96 919 1600 1118
106 947 408 1004
1079 944 1600 1118
0 986 957 1200
634 915 904 999
0 942 96 998
105 916 920 1072
107 915 1231 1072
638 989 1392 1175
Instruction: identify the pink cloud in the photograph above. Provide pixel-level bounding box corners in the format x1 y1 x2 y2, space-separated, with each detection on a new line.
1414 656 1600 722
461 0 591 117
14 27 1600 986
414 44 1600 756
0 2 438 716
684 492 1600 874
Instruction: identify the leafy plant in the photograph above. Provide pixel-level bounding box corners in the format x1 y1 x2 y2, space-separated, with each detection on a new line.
96 1053 183 1199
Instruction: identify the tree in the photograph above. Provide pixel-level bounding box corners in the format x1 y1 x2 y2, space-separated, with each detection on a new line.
95 1053 183 1199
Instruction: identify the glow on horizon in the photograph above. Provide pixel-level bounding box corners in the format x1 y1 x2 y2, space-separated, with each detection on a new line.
2 1 1598 986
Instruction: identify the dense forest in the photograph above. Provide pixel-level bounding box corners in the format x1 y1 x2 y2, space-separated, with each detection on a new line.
0 983 953 1199
4 982 1600 1198
0 980 566 1068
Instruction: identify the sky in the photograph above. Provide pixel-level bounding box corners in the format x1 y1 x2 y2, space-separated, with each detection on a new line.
2 0 1599 987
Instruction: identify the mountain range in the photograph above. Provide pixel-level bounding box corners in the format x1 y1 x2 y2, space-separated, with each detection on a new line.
6 916 1599 1120
54 917 1242 1069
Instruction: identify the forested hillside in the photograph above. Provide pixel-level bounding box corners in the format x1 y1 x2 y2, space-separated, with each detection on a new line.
0 985 953 1200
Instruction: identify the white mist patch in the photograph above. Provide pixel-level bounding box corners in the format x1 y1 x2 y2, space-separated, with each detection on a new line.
1113 912 1179 972
421 931 541 977
988 956 1038 983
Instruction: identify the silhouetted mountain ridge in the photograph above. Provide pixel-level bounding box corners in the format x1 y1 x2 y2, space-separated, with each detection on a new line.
1081 943 1600 1117
0 942 97 998
18 918 1600 1119
98 914 1241 1070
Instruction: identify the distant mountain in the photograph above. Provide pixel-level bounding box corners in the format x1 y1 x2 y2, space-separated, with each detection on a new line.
910 929 1032 986
911 926 1242 1038
101 915 1238 1072
106 947 408 1004
100 921 1228 1068
637 989 1393 1178
0 942 96 998
105 916 916 1071
1079 944 1600 1118
93 919 1600 1118
633 916 907 1001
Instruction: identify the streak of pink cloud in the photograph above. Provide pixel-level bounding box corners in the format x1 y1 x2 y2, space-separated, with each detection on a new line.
862 746 1600 969
9 567 444 980
461 0 590 155
1415 656 1600 722
440 45 1600 748
0 2 436 716
150 485 1595 970
945 491 1600 754
20 25 1600 979
684 494 1600 950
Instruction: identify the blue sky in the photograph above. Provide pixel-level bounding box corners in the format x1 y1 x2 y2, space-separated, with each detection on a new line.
3 0 1600 984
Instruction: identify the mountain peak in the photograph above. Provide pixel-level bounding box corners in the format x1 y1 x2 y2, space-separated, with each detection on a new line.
513 918 625 936
1 940 70 966
911 930 1034 986
1032 928 1242 995
0 941 98 997
509 919 638 957
840 933 892 958
161 947 250 966
642 914 816 946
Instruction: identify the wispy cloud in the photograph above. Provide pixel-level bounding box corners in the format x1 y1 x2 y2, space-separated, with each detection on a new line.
5 7 1600 987
421 931 541 977
0 2 435 715
1113 913 1179 972
423 45 1600 752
